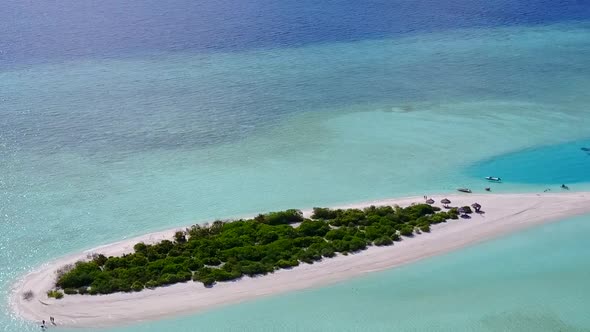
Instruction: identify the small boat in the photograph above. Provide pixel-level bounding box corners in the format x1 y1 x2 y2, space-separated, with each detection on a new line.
457 188 472 193
485 176 502 182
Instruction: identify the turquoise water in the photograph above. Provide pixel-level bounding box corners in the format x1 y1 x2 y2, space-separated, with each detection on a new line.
99 213 590 332
468 137 590 185
2 6 590 332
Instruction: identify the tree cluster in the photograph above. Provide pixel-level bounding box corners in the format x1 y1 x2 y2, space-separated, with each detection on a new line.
54 204 458 295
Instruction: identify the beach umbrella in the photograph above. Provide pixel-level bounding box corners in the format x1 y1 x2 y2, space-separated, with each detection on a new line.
426 198 435 204
457 207 466 214
441 198 451 204
471 202 481 212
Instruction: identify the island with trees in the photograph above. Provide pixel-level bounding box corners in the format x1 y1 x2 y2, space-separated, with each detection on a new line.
50 204 459 297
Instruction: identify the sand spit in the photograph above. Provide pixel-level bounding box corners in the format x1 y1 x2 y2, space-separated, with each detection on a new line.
11 192 590 328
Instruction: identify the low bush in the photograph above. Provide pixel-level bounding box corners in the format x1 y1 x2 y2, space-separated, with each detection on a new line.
277 259 299 268
174 231 187 243
47 290 64 299
131 281 144 292
145 280 158 289
373 236 393 246
400 225 414 236
311 207 338 220
63 288 78 295
320 247 336 258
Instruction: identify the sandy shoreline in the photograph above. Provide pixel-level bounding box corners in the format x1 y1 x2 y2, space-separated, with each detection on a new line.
10 192 590 328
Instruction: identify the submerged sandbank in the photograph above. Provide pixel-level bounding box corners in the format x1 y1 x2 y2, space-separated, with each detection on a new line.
11 192 590 328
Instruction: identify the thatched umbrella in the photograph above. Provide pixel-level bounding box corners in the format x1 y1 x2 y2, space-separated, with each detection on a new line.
471 202 481 212
441 198 451 204
426 198 435 204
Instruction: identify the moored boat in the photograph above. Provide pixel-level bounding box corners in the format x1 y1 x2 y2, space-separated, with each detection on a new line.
485 176 501 182
457 188 472 193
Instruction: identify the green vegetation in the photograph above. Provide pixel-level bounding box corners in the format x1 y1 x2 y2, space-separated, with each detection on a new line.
63 288 77 295
53 204 458 295
47 290 64 299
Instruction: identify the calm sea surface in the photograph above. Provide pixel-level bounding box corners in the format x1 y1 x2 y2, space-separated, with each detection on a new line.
1 0 590 331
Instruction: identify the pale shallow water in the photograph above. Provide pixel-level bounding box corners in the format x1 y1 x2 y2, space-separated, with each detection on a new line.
2 1 590 330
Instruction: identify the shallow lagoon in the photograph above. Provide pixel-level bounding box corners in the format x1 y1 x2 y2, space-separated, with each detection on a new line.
2 4 590 331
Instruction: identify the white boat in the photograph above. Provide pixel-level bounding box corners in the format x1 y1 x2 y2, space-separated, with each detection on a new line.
485 176 501 182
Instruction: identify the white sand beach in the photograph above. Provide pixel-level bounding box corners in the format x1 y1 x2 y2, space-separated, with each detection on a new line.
10 192 590 328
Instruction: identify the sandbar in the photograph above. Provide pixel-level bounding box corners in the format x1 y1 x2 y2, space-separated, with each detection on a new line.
10 192 590 328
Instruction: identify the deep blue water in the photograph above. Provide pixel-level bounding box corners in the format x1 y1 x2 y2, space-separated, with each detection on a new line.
468 138 590 185
2 0 590 66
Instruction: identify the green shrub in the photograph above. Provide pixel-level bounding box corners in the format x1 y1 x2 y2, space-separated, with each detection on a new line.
92 254 108 267
429 214 446 224
131 281 144 292
176 271 193 282
400 225 414 236
202 257 222 266
186 258 203 271
320 247 336 258
47 290 64 299
419 224 431 233
168 248 182 257
174 231 187 243
210 268 239 282
158 273 179 285
373 236 393 246
348 238 367 252
277 259 299 269
63 288 78 295
311 207 338 220
134 242 148 254
262 210 303 225
332 240 350 253
77 287 89 295
145 280 158 289
201 276 216 287
297 220 330 237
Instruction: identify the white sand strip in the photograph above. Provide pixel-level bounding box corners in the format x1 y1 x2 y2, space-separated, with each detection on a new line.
10 192 590 328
